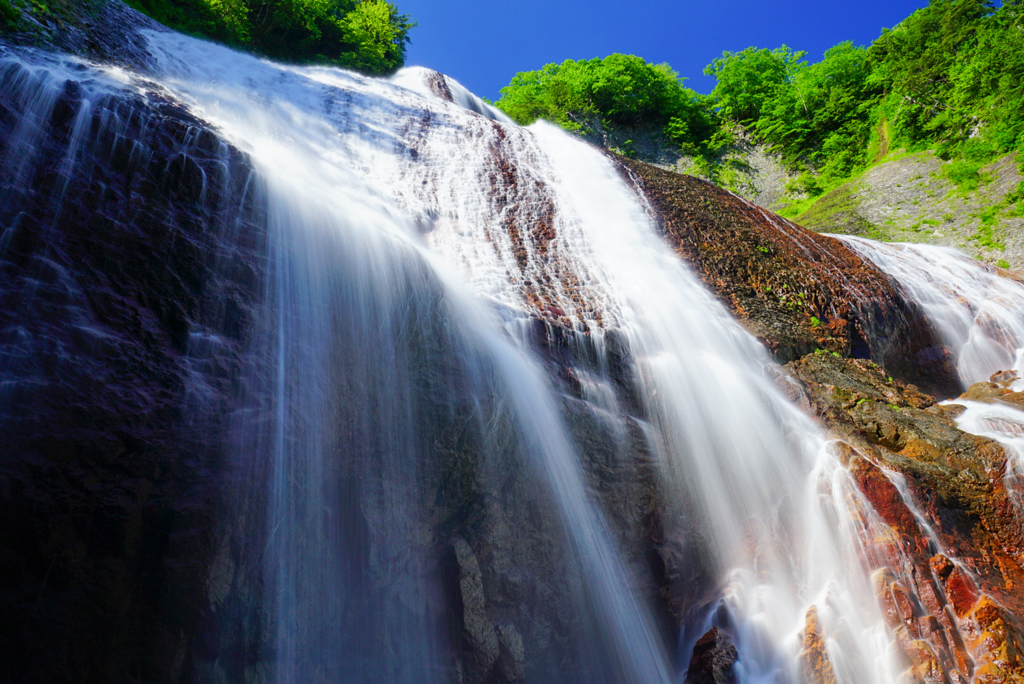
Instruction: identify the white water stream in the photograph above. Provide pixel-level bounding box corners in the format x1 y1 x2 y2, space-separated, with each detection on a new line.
837 238 1024 391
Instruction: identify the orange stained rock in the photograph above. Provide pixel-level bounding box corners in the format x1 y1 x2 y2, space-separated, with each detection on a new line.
969 596 1024 682
799 606 838 684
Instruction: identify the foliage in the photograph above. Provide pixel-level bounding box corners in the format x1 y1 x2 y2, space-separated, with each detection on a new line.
124 0 414 75
494 54 715 149
705 41 878 185
696 0 1024 195
703 46 799 125
492 0 1023 203
0 0 21 28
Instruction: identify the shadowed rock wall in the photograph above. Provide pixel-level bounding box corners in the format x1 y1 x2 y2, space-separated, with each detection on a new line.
0 59 268 681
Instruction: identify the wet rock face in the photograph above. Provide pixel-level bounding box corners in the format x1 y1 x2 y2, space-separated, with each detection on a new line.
799 607 837 684
615 157 960 397
0 59 267 681
2 0 164 69
786 352 1024 683
685 628 737 684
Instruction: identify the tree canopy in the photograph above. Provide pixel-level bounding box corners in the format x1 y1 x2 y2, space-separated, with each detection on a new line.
125 0 414 75
494 0 1023 195
702 0 1023 187
494 53 715 150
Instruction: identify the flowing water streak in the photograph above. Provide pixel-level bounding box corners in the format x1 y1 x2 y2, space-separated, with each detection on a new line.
373 66 905 676
522 124 898 683
951 400 1024 507
838 237 1024 502
139 30 673 682
836 237 1024 390
0 51 136 249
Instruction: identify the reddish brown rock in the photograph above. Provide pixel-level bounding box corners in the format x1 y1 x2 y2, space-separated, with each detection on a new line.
990 370 1021 388
969 596 1024 683
787 351 1024 683
962 381 1014 402
944 566 980 618
614 157 960 397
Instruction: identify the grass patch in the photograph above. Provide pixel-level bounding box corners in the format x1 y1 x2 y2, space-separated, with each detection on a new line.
943 159 992 193
970 207 1006 250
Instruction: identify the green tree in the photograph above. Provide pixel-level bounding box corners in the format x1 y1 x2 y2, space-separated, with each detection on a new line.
495 53 713 147
125 0 413 75
867 0 994 146
703 46 800 124
336 0 415 75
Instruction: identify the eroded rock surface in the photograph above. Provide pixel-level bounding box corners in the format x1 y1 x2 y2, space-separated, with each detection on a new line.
615 156 960 397
785 352 1024 682
0 56 267 680
686 627 737 684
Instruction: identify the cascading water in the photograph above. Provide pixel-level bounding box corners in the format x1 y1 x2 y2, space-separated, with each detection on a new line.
837 237 1024 390
839 237 1024 507
2 22 976 683
520 122 900 684
136 30 674 683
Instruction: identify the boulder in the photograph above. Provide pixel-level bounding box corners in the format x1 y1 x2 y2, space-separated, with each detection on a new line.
685 627 737 684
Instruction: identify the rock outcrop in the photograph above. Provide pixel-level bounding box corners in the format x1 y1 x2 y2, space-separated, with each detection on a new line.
0 54 267 680
686 627 738 684
615 157 960 397
785 353 1024 682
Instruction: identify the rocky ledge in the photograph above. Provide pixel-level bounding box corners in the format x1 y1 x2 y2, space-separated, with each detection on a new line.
785 353 1024 683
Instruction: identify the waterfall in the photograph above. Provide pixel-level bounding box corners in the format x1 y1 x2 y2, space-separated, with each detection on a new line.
138 30 674 683
836 237 1024 391
6 24 986 683
839 236 1024 515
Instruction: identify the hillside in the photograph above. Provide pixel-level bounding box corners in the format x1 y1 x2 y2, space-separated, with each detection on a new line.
493 0 1024 272
795 150 1024 269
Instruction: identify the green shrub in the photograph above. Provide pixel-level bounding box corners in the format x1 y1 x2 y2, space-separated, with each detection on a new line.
495 53 714 148
943 159 988 192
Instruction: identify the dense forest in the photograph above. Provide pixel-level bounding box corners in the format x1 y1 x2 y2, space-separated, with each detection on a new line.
130 0 415 74
494 0 1024 212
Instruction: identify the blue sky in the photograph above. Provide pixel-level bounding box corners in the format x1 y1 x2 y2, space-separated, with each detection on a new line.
395 0 930 100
